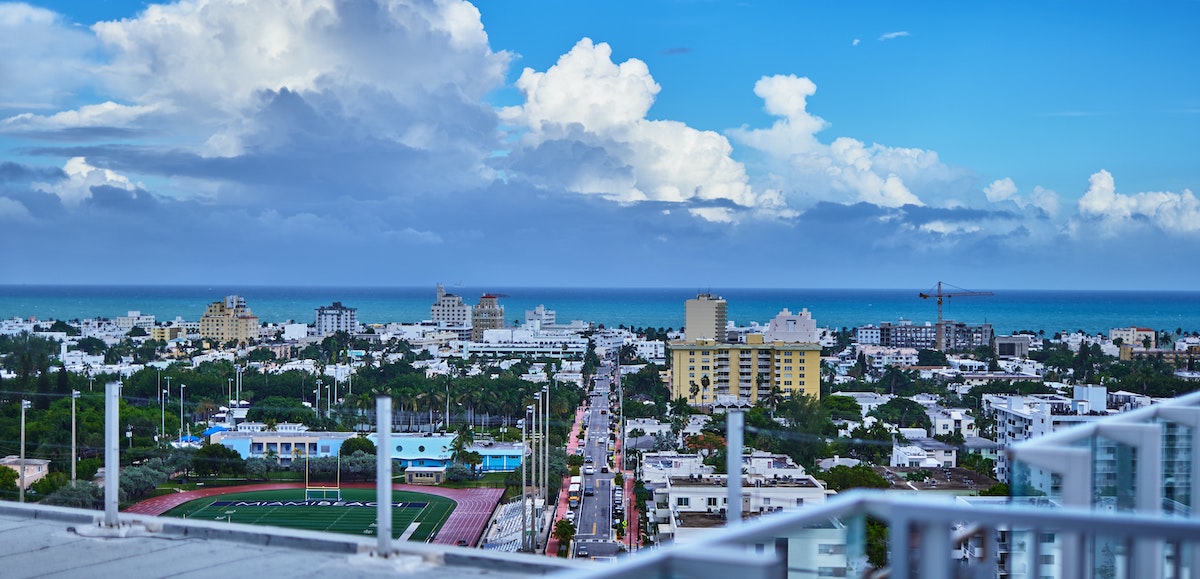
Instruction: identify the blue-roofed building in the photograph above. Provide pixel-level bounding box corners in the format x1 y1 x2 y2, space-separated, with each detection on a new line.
472 440 525 472
211 427 525 473
211 426 360 466
366 433 457 469
361 433 525 473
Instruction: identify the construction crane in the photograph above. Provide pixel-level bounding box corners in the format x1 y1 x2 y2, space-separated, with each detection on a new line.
919 281 994 351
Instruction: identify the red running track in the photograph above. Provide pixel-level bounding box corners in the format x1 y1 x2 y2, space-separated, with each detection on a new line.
125 482 503 547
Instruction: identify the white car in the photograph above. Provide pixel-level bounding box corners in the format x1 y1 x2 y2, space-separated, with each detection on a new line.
565 510 575 523
584 465 595 475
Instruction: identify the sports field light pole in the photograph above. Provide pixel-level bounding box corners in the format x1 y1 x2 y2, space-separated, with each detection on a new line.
19 399 30 502
179 384 186 441
71 390 80 483
520 407 528 552
375 395 393 557
532 392 540 526
160 389 167 446
315 379 324 418
163 376 173 440
542 384 549 513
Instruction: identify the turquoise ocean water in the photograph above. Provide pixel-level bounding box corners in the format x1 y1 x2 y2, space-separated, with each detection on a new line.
0 285 1198 336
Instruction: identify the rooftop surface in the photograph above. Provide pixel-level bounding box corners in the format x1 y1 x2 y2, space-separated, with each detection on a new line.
0 502 577 579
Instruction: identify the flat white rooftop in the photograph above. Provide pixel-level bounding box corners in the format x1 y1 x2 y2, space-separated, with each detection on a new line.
0 502 577 579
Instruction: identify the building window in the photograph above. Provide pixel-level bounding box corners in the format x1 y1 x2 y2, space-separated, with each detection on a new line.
677 497 690 507
795 498 804 506
762 498 771 505
818 544 846 555
707 497 718 507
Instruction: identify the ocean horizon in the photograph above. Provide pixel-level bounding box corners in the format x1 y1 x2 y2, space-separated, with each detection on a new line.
2 285 1199 337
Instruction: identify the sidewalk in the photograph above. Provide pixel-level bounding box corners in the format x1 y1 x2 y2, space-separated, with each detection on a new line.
544 403 587 557
614 423 639 554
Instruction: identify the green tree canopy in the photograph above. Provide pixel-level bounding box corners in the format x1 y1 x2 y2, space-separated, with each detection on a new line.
247 396 316 425
822 395 863 421
818 464 889 492
193 443 246 476
340 436 376 456
869 398 932 431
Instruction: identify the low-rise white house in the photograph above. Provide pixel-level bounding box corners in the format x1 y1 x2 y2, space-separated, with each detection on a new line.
891 438 957 468
926 407 976 438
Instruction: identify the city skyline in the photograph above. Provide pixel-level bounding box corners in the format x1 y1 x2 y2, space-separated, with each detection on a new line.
1 1 1198 290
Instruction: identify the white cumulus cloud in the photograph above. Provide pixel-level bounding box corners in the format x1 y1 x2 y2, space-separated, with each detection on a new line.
1077 169 1200 234
501 38 759 216
984 178 1017 202
0 3 98 113
982 177 1061 218
34 157 140 206
730 74 939 208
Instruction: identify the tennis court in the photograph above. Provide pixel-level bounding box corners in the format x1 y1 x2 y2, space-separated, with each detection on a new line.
162 488 455 541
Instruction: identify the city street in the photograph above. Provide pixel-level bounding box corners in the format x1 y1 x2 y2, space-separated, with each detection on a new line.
571 363 623 558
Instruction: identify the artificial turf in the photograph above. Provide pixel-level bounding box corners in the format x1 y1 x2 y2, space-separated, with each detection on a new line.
161 488 455 541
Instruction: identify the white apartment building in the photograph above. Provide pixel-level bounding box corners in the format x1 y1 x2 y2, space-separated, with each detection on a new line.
1110 326 1157 348
430 283 471 329
314 301 358 336
855 324 881 345
116 311 155 332
987 386 1110 491
650 462 830 544
761 308 820 343
857 345 919 370
633 338 666 364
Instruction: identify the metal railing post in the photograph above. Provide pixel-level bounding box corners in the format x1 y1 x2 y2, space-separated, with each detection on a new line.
376 396 393 556
105 382 120 527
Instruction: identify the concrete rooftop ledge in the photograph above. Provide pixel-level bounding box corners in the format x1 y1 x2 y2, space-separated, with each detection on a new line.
0 502 582 579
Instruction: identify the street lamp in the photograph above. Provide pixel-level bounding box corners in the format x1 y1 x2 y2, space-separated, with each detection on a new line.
521 406 529 552
316 379 324 418
179 384 186 441
71 390 81 484
20 399 30 502
161 389 167 446
542 384 549 510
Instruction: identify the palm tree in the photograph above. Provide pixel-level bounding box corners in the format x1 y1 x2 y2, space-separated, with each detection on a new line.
689 380 699 402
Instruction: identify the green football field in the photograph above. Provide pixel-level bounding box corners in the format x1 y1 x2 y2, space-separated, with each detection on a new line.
162 488 455 541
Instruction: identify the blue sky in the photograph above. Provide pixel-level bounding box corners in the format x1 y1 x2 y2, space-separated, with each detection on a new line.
1 1 1198 290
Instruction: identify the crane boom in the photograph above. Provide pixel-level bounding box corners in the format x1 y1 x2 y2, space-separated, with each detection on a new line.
918 281 995 351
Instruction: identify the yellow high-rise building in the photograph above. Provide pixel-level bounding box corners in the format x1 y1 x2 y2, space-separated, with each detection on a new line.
668 335 821 406
199 295 259 346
